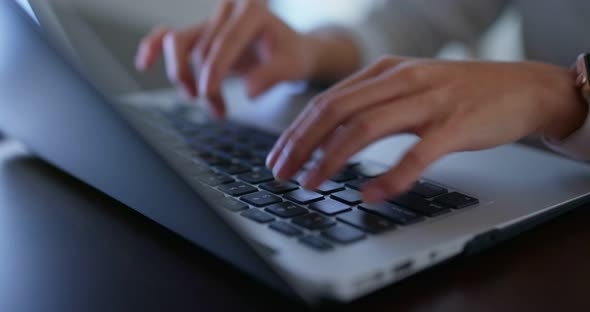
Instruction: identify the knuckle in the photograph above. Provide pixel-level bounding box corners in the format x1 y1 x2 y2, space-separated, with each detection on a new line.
310 98 333 117
309 92 329 106
319 101 337 117
397 64 425 83
350 116 374 134
374 56 396 69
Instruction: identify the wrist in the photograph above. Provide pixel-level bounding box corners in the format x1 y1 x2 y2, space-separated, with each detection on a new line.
543 68 589 141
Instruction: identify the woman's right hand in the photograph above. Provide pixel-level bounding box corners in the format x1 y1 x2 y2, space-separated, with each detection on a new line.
134 0 318 118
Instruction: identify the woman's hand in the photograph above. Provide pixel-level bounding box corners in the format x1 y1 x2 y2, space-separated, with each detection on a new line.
134 0 361 119
266 57 588 202
134 0 306 118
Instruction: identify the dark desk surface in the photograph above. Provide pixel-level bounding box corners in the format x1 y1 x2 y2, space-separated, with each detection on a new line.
0 140 589 312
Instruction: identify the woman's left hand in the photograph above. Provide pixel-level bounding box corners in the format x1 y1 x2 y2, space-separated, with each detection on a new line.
266 57 588 202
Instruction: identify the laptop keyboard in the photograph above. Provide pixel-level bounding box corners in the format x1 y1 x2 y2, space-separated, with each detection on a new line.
157 108 480 252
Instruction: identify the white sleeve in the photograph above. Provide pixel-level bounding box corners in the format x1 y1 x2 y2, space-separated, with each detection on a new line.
347 0 511 66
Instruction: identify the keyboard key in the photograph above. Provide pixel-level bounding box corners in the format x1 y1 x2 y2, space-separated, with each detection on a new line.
241 209 275 223
390 192 451 217
218 182 257 196
330 171 357 183
299 236 333 251
266 202 308 218
331 189 363 205
260 180 299 194
316 180 345 195
209 142 234 153
195 181 225 200
401 192 450 216
237 169 274 184
198 172 234 186
292 213 336 230
215 162 251 175
359 202 424 225
389 192 429 209
322 224 366 244
269 221 303 237
345 178 368 191
336 210 394 234
244 156 266 167
196 152 230 166
215 197 248 212
198 185 226 199
434 192 479 209
241 191 282 207
284 189 324 205
226 148 251 159
310 199 351 216
411 182 447 199
251 148 271 158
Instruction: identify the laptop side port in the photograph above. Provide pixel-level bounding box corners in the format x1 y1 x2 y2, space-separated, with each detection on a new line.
392 260 414 277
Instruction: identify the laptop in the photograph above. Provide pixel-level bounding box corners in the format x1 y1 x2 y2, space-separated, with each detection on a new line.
2 0 590 305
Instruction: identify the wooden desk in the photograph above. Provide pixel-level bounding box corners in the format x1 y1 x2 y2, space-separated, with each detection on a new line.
0 139 588 312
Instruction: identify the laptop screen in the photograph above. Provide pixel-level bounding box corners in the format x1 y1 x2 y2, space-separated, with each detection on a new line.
15 0 41 25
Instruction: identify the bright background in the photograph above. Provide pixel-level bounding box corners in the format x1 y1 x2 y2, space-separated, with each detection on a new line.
44 0 524 91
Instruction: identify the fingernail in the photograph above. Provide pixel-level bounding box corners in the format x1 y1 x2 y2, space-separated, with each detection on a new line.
266 142 279 166
265 150 276 169
363 187 387 203
198 71 209 96
272 151 289 179
135 61 145 72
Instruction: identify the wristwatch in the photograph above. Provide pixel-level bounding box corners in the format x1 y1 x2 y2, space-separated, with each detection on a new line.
545 53 590 160
575 53 590 103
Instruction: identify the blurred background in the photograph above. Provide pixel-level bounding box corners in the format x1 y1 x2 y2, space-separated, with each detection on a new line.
42 0 524 94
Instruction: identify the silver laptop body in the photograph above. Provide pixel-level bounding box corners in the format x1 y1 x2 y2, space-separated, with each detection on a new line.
2 0 590 305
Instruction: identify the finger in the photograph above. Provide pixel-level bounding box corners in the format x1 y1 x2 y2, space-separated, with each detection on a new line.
245 60 285 97
301 93 433 190
162 27 204 99
192 0 235 68
266 56 407 170
135 26 170 71
199 0 267 116
272 62 428 181
192 1 235 116
362 128 460 203
208 92 226 120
